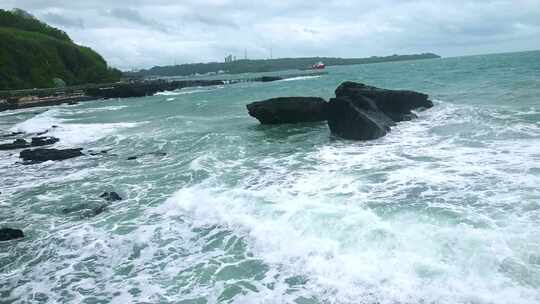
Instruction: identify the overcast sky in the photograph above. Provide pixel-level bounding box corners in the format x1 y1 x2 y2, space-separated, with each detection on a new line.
2 0 540 70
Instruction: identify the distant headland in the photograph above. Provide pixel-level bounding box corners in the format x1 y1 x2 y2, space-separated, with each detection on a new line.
128 53 441 77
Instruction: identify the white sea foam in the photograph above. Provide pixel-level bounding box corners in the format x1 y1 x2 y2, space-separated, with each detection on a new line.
155 87 221 96
161 103 540 304
66 105 129 115
9 109 142 146
280 75 321 82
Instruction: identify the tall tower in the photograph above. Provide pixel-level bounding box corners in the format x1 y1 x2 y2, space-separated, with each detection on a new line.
244 48 247 60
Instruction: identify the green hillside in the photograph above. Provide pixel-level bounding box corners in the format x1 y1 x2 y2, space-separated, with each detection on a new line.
0 9 121 90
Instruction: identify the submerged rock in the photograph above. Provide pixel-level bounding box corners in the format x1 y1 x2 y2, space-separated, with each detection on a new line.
0 138 30 150
0 228 24 241
327 97 388 140
20 148 84 163
88 149 111 156
62 203 107 218
246 97 328 124
100 192 122 202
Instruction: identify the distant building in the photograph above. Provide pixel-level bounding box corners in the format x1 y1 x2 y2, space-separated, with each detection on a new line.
225 55 234 63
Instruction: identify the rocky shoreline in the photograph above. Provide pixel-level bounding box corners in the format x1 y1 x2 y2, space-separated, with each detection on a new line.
0 71 326 113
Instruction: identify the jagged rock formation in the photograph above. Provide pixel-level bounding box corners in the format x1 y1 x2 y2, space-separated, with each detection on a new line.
246 82 433 140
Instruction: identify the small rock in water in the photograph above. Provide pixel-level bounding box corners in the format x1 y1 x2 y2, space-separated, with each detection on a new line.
31 136 59 147
0 138 30 150
127 151 166 160
88 149 111 156
100 192 122 202
0 228 24 241
20 148 84 163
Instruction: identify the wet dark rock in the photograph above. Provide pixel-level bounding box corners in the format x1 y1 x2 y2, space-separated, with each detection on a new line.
20 148 84 163
0 138 30 150
246 97 328 124
127 151 166 160
327 97 388 140
247 81 433 141
31 136 59 147
0 131 24 138
326 81 433 140
259 76 283 82
335 81 433 122
0 228 24 241
100 192 122 202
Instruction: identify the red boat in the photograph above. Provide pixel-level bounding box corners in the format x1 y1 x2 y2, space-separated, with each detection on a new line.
312 62 326 69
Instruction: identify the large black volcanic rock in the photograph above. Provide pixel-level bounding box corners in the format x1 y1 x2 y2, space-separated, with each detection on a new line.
246 97 328 124
20 148 84 163
335 81 433 122
0 228 24 241
327 98 388 140
246 82 433 141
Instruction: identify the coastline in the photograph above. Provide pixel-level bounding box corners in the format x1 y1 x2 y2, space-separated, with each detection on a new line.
0 71 326 113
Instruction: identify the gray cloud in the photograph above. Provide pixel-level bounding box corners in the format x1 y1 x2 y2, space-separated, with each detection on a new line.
107 7 167 32
1 0 539 70
42 12 84 29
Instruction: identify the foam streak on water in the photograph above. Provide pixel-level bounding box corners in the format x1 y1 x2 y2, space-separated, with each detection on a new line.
1 51 540 304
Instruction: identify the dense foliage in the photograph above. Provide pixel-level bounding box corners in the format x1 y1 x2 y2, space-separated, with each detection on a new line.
0 9 121 90
131 53 441 77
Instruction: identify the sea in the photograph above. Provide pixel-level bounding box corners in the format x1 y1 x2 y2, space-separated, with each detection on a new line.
1 50 539 304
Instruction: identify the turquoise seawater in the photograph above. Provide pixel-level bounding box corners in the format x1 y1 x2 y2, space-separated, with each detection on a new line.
1 51 540 304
